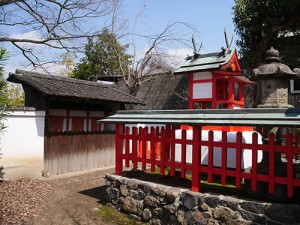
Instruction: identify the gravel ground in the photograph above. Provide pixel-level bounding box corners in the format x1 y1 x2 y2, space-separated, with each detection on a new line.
0 167 115 225
0 179 54 224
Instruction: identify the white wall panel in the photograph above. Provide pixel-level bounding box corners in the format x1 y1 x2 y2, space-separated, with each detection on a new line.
193 82 212 98
193 72 212 80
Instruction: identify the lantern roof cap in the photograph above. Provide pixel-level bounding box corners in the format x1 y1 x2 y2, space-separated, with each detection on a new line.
265 47 280 63
253 47 297 78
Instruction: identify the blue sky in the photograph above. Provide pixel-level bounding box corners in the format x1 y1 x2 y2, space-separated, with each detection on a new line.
4 0 237 75
122 0 236 54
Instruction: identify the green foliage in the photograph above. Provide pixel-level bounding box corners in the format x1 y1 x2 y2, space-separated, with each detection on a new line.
0 48 24 108
5 83 25 107
233 0 300 68
72 28 132 81
0 48 9 132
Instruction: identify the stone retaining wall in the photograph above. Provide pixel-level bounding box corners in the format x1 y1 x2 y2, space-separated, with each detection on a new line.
105 174 300 225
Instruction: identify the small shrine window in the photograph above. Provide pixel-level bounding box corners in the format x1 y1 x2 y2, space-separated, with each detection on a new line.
234 82 239 101
290 79 300 93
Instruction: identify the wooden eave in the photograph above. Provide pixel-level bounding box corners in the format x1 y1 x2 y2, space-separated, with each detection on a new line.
100 108 300 127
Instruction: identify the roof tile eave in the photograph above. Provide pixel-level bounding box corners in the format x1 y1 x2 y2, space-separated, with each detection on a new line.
7 70 144 105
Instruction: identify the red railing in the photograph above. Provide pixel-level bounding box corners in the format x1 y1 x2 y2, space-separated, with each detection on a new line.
115 123 300 198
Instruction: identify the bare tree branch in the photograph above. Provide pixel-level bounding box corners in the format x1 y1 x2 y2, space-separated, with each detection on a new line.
0 0 21 7
0 0 115 68
116 20 197 97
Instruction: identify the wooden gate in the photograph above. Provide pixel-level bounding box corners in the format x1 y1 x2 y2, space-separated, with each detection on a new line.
44 131 115 175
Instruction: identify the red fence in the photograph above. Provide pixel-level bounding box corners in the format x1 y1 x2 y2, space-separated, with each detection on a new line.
115 123 300 198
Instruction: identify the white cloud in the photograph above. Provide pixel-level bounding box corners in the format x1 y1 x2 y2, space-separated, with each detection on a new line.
38 63 65 75
166 48 191 59
10 30 42 41
165 48 191 68
9 31 42 48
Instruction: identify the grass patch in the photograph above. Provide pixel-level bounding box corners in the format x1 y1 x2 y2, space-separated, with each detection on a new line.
98 204 148 225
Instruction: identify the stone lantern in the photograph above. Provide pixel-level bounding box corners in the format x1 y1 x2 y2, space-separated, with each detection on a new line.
251 47 298 199
253 47 297 108
253 47 298 147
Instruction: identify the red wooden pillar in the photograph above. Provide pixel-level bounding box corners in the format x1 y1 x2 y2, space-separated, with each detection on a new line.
191 125 201 192
239 84 245 108
235 132 242 188
207 130 214 183
228 80 235 109
251 132 258 191
115 123 124 175
268 133 275 194
132 127 138 169
181 129 187 179
221 131 228 185
125 127 130 167
286 133 294 198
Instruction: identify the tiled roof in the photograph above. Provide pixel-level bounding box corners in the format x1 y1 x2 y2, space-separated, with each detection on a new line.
115 72 189 110
173 50 234 74
7 69 144 105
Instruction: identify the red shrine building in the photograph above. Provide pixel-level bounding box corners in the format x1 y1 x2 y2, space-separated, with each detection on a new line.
174 49 255 110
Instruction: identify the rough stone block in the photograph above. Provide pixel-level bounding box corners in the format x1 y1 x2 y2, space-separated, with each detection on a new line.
138 182 154 194
130 189 146 200
177 209 185 225
142 208 152 222
151 218 162 225
126 179 139 189
151 184 168 198
151 207 160 217
105 180 112 186
163 203 178 214
160 208 171 223
115 177 127 186
105 174 118 181
219 196 239 211
165 187 181 203
199 203 210 212
239 209 265 224
106 187 119 204
137 200 143 216
144 195 159 208
122 196 138 215
184 210 193 224
240 200 264 214
194 209 207 224
204 195 220 208
212 206 233 222
119 184 129 197
181 190 200 210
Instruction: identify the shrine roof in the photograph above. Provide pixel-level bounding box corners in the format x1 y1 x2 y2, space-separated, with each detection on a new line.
7 69 144 105
173 50 235 74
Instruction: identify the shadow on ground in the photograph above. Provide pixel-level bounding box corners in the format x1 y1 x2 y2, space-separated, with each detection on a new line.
79 185 110 204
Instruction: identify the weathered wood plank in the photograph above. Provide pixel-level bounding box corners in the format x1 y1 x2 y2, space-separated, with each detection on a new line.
45 132 115 175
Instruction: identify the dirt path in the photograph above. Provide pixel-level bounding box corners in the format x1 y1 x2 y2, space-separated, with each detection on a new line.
30 167 115 225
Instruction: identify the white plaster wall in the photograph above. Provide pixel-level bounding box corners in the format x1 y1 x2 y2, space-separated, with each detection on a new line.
0 109 45 180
